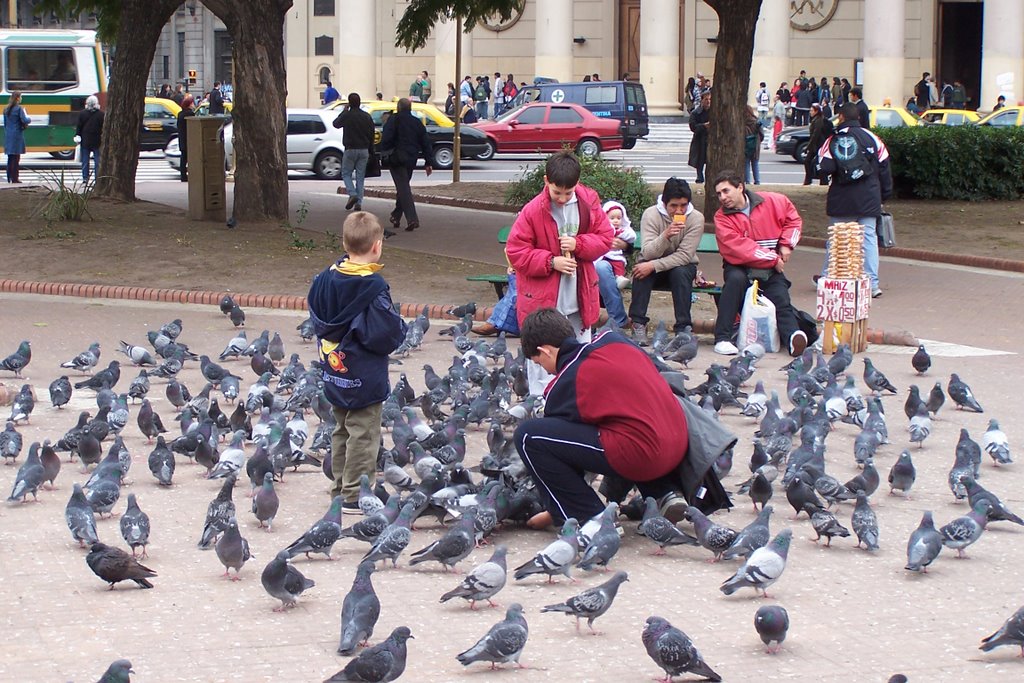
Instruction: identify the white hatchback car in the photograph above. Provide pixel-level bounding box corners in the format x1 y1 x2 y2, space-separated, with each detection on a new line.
165 108 346 179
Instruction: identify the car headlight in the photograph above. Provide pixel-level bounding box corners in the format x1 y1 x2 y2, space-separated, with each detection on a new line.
777 134 791 143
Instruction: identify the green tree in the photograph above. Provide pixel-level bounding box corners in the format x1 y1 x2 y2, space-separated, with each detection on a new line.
701 0 763 218
394 0 523 182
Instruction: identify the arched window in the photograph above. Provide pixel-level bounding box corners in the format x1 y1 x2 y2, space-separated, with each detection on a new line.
318 66 332 85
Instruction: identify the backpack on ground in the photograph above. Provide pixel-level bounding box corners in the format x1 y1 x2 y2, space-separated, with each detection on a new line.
828 130 875 184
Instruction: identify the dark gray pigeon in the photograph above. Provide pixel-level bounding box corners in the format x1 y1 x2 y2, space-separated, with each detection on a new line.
806 504 851 546
262 549 315 610
325 626 413 682
61 342 100 374
939 501 989 558
40 440 60 489
229 304 246 328
198 475 237 549
851 492 880 550
576 502 621 571
285 495 344 559
86 542 156 589
514 518 580 583
215 517 252 580
363 502 416 568
85 468 121 517
0 340 30 378
754 605 790 654
785 477 824 519
926 381 945 416
722 504 773 560
219 330 248 361
720 529 792 597
8 383 33 424
340 495 402 544
49 375 73 409
457 603 529 669
0 420 23 465
268 332 285 363
66 482 99 547
964 477 1024 525
888 450 917 497
642 616 722 682
863 358 896 394
252 471 280 531
119 493 151 558
948 373 983 412
338 560 382 655
8 441 44 502
137 399 166 443
905 511 942 573
687 506 739 561
911 344 931 374
96 658 133 683
541 571 628 634
844 460 880 498
408 510 475 571
147 435 174 486
637 496 698 555
440 544 508 610
200 355 230 385
980 605 1024 657
220 294 236 315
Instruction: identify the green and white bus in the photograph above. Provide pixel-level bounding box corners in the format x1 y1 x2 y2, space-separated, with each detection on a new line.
0 29 106 159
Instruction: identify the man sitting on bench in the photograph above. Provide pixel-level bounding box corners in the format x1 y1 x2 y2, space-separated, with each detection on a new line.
627 177 705 346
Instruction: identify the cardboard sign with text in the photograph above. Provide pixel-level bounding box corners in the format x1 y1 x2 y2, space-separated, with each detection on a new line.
816 277 870 323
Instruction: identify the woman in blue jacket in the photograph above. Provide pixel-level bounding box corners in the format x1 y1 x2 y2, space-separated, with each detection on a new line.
4 91 31 183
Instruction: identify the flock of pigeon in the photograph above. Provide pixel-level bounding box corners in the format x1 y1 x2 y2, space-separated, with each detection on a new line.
3 295 1024 682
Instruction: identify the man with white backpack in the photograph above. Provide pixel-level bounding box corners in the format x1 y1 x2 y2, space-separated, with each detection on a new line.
755 81 771 129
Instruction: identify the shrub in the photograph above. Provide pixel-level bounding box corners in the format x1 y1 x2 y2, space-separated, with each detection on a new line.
876 125 1024 201
33 169 94 225
504 150 654 223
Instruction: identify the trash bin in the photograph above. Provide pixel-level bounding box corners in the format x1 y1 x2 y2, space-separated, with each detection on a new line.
186 116 226 222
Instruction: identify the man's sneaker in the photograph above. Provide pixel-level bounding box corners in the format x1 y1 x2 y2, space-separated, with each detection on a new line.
615 275 630 290
631 322 649 347
789 330 808 357
658 493 688 524
342 501 363 515
714 340 739 355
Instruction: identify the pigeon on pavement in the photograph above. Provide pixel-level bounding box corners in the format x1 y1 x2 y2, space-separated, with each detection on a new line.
687 506 739 561
754 605 790 654
7 442 43 502
147 435 174 486
118 340 157 367
982 419 1012 465
408 511 475 572
119 493 151 558
215 518 252 580
905 511 943 573
720 528 792 598
252 471 280 531
61 342 100 374
456 603 529 669
229 304 246 328
806 504 851 546
198 475 237 549
363 502 416 569
948 373 983 412
979 606 1024 657
262 549 315 610
642 616 722 682
723 504 774 560
576 502 621 571
888 450 917 497
863 358 896 395
0 340 31 378
926 381 945 416
541 570 628 634
95 658 134 683
86 542 156 589
8 383 33 424
939 501 990 558
514 518 580 583
49 375 73 409
440 545 508 610
325 626 413 682
338 560 382 655
851 492 880 550
963 477 1024 525
286 495 345 559
638 496 698 555
66 483 99 547
0 420 23 465
911 344 931 374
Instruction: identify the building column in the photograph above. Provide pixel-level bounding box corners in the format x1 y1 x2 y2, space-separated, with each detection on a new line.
862 0 905 106
339 0 376 100
639 0 681 115
434 17 472 110
535 0 573 82
980 0 1024 109
751 0 789 102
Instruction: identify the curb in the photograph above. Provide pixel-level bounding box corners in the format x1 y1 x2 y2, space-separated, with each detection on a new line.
0 278 918 348
365 189 1024 275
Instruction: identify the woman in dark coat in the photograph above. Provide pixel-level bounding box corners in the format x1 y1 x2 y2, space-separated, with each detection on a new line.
687 92 710 183
3 91 31 183
176 94 195 182
804 103 834 186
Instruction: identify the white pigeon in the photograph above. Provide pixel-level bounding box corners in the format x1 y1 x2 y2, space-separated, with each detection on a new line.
741 381 768 418
983 419 1012 465
513 519 580 583
720 528 792 598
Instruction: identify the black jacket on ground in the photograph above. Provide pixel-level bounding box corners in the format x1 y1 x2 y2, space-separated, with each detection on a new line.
76 108 104 149
380 110 432 170
332 107 375 150
817 121 893 218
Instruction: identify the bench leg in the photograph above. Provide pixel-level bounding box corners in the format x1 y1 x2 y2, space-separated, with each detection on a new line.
492 282 507 299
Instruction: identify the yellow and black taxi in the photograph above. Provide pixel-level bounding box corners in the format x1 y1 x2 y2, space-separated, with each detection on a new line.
141 96 181 151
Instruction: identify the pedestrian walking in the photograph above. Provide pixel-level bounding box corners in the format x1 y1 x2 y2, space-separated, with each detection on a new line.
380 98 432 233
332 92 375 212
688 92 711 183
75 95 104 183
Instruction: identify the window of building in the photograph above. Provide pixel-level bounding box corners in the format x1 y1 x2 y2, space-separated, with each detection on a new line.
319 67 332 85
548 106 583 124
177 32 185 80
584 86 617 105
314 35 334 57
162 55 169 81
4 48 78 91
214 30 233 86
287 114 328 135
515 106 546 125
313 0 335 16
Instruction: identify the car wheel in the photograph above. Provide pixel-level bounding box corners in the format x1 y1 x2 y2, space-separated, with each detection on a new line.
576 137 601 158
50 150 76 161
432 144 454 170
163 137 178 153
474 140 496 161
795 142 809 164
621 137 637 150
314 150 344 180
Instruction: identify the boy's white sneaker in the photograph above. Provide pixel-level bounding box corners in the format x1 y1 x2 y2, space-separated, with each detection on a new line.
714 340 739 355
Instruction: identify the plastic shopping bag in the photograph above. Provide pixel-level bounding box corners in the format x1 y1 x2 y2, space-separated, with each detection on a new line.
738 280 780 353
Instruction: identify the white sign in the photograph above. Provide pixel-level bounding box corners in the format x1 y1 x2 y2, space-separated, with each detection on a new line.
816 277 870 322
550 88 565 104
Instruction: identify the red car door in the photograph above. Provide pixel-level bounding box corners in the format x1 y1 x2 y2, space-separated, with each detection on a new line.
543 105 586 151
501 104 548 152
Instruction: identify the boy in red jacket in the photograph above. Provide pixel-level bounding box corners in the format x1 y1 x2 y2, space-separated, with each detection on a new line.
506 151 613 395
514 308 690 527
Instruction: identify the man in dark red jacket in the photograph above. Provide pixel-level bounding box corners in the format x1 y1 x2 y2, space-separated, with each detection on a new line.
514 308 690 527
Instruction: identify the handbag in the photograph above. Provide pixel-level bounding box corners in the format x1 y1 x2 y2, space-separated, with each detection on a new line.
738 280 780 353
877 211 896 248
379 147 406 169
364 150 381 178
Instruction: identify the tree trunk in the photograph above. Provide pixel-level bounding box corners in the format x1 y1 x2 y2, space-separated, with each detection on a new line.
205 0 292 223
701 0 762 218
94 0 181 201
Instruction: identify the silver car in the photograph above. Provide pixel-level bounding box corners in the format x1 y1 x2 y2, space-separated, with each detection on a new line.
165 108 346 179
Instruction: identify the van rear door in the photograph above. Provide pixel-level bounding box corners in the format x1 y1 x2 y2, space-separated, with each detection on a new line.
624 83 649 140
